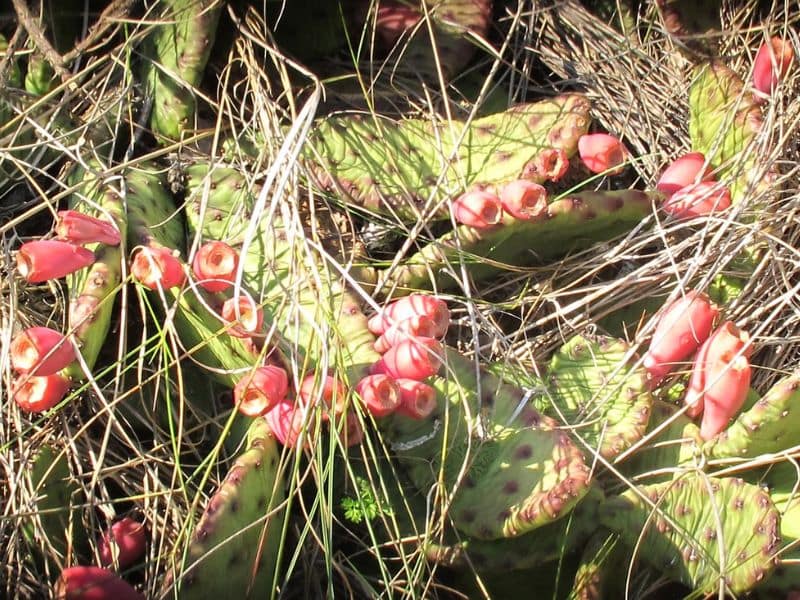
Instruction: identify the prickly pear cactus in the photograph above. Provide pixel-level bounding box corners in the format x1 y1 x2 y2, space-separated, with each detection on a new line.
567 530 621 600
599 474 780 594
304 94 591 220
544 334 652 460
707 374 800 459
168 417 285 598
382 347 592 540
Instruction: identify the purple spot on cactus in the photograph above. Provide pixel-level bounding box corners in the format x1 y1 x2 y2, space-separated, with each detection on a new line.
479 526 493 538
476 124 496 137
514 445 533 460
520 407 540 427
463 476 475 488
733 497 744 510
704 527 716 541
229 499 239 513
494 151 512 162
676 504 691 517
498 509 511 522
460 510 476 523
502 480 519 494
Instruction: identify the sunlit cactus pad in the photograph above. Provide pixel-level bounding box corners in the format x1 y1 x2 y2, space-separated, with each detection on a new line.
599 474 780 594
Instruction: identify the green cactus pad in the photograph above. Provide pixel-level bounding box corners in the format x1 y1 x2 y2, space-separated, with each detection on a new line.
707 374 800 460
689 61 768 204
545 334 653 460
63 165 128 381
599 474 780 594
304 94 591 220
170 417 285 598
567 530 621 600
383 348 591 540
379 189 655 292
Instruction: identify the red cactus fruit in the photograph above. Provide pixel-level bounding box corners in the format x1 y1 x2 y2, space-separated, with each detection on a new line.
98 517 147 570
685 321 752 419
17 240 95 283
373 314 437 354
529 147 570 182
452 190 503 228
368 294 450 338
10 326 76 376
233 365 289 417
354 374 401 417
394 378 437 419
332 411 364 448
375 1 420 47
221 294 263 338
656 152 716 197
192 241 239 292
55 210 121 246
499 180 548 221
753 36 794 96
578 133 628 175
13 373 70 413
372 337 443 381
698 355 751 440
265 399 313 447
131 246 185 289
643 291 719 387
662 181 731 219
297 372 347 417
54 565 144 600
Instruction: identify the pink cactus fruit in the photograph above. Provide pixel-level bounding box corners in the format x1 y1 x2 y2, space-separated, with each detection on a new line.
656 152 716 197
131 245 185 289
373 314 437 354
297 372 347 418
643 291 719 387
368 293 450 338
375 1 420 47
499 180 548 221
17 240 95 283
55 210 121 246
528 147 570 182
233 365 289 417
331 411 364 448
54 565 144 600
577 133 629 175
394 378 438 419
265 399 313 447
98 517 147 570
10 326 76 376
452 190 503 228
698 354 752 440
192 241 239 292
13 373 70 413
753 36 794 96
662 181 731 219
221 294 263 338
371 337 443 381
685 321 752 419
354 374 401 417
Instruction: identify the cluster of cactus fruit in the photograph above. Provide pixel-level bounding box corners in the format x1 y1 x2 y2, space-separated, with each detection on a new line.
3 1 799 598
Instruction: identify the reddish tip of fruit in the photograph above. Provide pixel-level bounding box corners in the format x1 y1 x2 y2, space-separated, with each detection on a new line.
55 210 121 246
297 372 347 418
499 180 548 221
131 246 185 289
98 517 147 570
452 190 503 228
192 241 239 293
355 374 401 417
370 294 450 338
265 400 312 447
54 565 144 600
373 337 443 381
233 366 289 417
373 314 437 354
578 133 628 175
662 181 731 219
394 379 438 419
17 240 95 283
656 152 716 197
10 326 76 376
221 294 263 338
13 373 71 413
753 36 794 96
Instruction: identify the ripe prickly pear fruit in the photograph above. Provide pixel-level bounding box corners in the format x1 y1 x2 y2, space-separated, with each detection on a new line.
698 354 751 440
13 373 70 412
685 321 751 418
233 366 289 417
265 399 312 447
656 152 715 197
529 147 570 182
662 181 731 219
499 180 548 221
375 1 420 47
354 373 401 417
578 133 628 175
394 378 437 419
130 245 185 289
54 565 143 600
98 517 147 570
220 294 263 338
643 291 719 387
298 372 347 417
452 190 503 228
192 241 239 292
368 294 450 337
332 411 364 448
55 210 121 246
753 36 794 96
372 337 443 381
373 314 437 354
10 326 76 376
16 240 95 283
